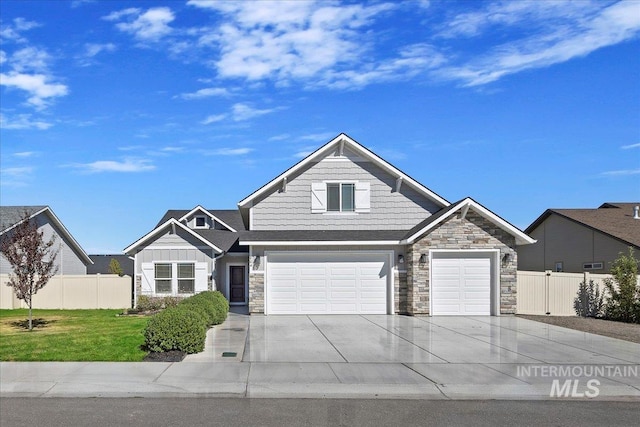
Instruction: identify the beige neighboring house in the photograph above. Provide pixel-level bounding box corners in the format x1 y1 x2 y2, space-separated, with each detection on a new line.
0 205 93 275
518 202 640 274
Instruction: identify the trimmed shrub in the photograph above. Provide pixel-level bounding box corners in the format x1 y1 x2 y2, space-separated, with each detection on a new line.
182 291 229 325
179 297 219 326
144 307 206 354
162 296 182 309
136 295 163 311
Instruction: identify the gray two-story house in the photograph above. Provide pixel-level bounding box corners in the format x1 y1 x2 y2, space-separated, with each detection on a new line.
125 134 535 316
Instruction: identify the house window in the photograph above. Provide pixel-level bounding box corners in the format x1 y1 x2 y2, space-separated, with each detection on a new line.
195 216 207 228
555 262 563 272
177 263 195 294
583 262 604 271
327 183 355 212
154 263 172 294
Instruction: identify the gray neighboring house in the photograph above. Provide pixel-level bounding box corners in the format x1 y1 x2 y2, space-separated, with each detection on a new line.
518 202 640 274
0 206 93 275
125 134 535 316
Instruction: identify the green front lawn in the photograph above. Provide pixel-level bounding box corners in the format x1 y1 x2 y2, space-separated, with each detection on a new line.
0 309 149 361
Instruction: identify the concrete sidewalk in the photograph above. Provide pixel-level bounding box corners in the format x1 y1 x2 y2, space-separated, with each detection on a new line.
1 313 639 400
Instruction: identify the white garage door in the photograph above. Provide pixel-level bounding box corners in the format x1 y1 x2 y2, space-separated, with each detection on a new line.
431 253 492 315
266 252 389 314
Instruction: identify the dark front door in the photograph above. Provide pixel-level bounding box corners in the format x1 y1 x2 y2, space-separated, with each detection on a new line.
230 266 246 304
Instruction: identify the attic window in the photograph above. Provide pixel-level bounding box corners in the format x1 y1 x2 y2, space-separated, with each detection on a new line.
195 216 207 228
583 262 604 271
327 183 354 212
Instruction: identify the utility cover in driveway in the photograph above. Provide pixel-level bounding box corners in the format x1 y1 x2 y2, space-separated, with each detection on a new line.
266 252 389 314
431 253 491 315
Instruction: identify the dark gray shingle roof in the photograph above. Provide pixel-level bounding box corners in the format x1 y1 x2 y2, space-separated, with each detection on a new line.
0 206 47 232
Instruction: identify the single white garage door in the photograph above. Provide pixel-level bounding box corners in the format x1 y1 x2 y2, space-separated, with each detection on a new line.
266 252 389 314
431 253 492 315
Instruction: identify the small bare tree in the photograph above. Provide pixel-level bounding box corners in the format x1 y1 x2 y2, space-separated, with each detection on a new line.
1 212 59 330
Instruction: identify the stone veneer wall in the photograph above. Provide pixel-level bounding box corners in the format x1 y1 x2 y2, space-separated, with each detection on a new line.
406 210 517 315
394 270 409 314
249 272 265 313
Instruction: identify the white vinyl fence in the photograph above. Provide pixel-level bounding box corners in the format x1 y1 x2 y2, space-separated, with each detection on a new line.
517 270 639 316
0 274 132 309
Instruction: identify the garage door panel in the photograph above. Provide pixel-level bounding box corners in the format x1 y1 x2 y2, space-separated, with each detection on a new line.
267 253 388 314
432 254 492 316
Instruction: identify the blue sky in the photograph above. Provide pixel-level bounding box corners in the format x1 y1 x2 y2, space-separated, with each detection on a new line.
1 0 639 254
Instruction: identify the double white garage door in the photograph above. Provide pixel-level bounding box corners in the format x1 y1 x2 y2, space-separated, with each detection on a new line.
266 252 389 314
265 251 493 315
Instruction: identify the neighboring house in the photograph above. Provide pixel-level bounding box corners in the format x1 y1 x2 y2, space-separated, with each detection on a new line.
0 206 93 275
125 134 535 316
518 202 640 274
88 255 134 277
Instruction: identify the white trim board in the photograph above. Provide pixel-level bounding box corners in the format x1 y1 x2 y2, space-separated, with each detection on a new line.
240 240 400 246
178 205 237 232
124 218 223 254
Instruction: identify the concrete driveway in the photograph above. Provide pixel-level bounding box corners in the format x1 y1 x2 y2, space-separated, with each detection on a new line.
243 314 639 365
3 314 638 400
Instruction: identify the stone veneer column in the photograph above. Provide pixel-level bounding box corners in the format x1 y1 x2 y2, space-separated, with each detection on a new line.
249 272 265 314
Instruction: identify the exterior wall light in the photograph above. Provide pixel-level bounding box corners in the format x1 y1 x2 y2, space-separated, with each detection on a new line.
419 254 427 264
501 253 511 267
253 255 261 268
398 254 404 264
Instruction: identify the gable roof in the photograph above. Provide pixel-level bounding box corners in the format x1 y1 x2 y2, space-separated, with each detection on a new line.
156 209 245 232
402 198 536 246
123 218 224 255
177 205 238 232
237 133 450 208
0 205 93 265
526 202 640 248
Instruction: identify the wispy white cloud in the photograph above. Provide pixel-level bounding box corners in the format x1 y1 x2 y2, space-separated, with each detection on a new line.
299 132 335 142
231 103 282 121
621 143 640 150
160 146 185 152
69 158 156 173
201 147 253 156
103 7 174 42
0 72 68 109
0 166 34 187
71 0 95 8
0 113 53 130
201 102 283 124
268 133 291 141
601 168 640 176
117 145 145 151
13 151 37 158
0 18 40 43
84 43 116 58
177 87 230 100
201 113 227 125
434 1 640 86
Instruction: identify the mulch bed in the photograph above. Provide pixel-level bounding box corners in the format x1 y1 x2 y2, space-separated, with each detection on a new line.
518 315 640 344
143 350 186 362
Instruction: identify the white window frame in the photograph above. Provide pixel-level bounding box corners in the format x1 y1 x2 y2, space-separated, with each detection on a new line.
177 263 196 294
325 181 356 213
153 261 197 295
194 215 208 229
154 263 173 294
583 262 604 271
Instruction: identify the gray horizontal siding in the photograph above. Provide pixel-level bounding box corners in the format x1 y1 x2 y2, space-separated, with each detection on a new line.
251 157 441 231
0 214 87 275
149 228 208 248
